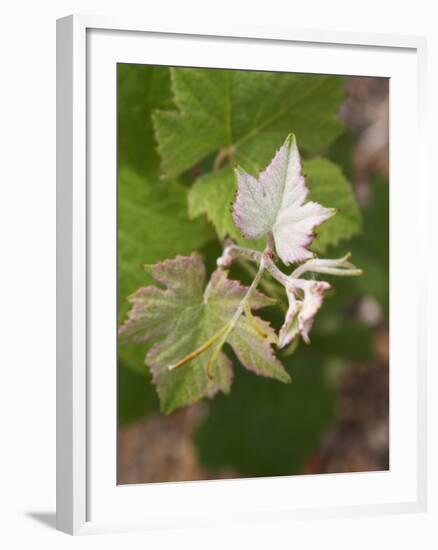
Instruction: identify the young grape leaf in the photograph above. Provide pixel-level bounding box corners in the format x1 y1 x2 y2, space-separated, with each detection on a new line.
305 157 362 253
188 154 361 256
153 68 344 178
233 134 335 265
119 254 290 413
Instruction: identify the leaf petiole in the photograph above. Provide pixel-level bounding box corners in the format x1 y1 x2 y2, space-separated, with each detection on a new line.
167 324 230 371
213 146 235 171
207 257 267 379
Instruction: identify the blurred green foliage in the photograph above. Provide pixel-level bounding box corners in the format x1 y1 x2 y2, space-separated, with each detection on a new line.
118 65 173 175
117 63 389 477
195 352 334 477
152 68 344 177
351 179 389 317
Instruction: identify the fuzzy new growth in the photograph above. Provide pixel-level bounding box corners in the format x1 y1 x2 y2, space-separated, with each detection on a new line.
119 133 363 413
233 134 336 265
164 134 361 375
218 134 362 347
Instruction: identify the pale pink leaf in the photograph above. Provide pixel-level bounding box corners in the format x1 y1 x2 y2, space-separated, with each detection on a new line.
232 134 336 264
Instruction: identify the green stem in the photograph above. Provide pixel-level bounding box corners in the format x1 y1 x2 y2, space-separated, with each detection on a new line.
213 147 234 171
168 324 229 371
207 257 266 379
238 259 278 298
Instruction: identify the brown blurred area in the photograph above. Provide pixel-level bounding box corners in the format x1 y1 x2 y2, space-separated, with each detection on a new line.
301 327 389 475
117 76 389 485
302 77 389 476
118 405 238 484
342 77 389 202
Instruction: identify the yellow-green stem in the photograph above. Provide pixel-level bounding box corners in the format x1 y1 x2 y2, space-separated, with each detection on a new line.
167 324 229 371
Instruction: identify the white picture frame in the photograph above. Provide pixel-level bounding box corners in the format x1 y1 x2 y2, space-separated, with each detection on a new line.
56 14 428 535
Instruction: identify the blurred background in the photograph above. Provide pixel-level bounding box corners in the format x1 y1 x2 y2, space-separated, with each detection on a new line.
117 66 389 484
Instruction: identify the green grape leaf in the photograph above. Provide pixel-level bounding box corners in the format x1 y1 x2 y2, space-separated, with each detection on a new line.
188 167 244 246
118 169 214 318
119 254 290 414
188 167 238 241
188 167 265 250
153 68 344 178
118 64 173 176
304 158 362 253
118 168 214 373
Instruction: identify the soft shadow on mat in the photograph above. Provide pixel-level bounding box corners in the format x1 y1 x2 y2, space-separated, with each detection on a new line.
25 512 57 530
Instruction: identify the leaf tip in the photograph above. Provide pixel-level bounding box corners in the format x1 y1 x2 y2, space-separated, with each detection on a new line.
233 164 245 177
284 132 297 147
279 369 293 384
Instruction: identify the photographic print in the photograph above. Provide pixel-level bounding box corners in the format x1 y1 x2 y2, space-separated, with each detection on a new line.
117 65 389 485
